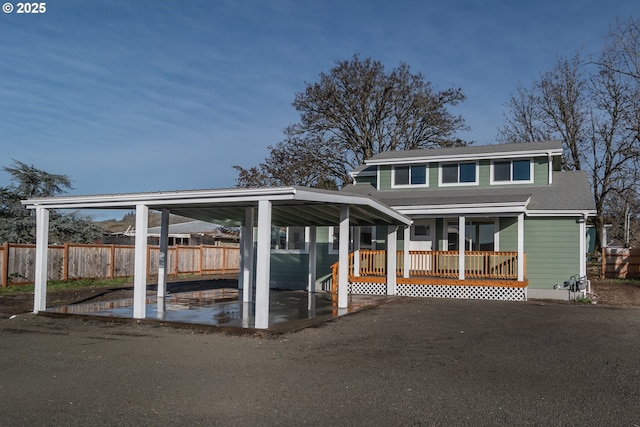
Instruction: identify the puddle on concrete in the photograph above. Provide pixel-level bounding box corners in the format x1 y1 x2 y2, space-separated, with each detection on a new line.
46 289 390 330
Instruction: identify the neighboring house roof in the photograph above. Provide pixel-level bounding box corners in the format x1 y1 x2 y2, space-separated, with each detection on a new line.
362 140 563 165
146 220 231 237
342 170 595 216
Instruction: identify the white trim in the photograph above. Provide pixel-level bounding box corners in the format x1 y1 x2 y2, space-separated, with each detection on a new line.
307 226 317 293
338 206 350 309
526 210 597 217
386 226 397 295
489 158 534 185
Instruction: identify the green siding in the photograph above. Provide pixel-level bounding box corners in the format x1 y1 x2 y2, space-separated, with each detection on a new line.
499 217 518 251
533 156 548 185
524 217 580 289
355 176 376 186
478 159 491 187
379 165 392 189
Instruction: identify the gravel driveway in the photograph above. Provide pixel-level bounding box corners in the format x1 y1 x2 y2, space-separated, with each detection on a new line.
1 297 639 426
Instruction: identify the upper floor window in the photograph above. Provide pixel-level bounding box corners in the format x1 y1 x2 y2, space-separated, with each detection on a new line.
492 159 532 183
271 226 308 252
392 164 427 187
440 162 477 185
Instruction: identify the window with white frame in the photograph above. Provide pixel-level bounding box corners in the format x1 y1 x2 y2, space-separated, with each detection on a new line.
271 226 308 251
492 159 532 183
440 162 477 185
329 226 375 253
392 164 428 187
446 220 497 251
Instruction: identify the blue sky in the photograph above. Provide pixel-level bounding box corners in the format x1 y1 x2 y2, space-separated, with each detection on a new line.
1 0 637 219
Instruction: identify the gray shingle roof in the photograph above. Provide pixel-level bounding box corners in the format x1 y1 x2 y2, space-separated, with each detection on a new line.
342 170 595 213
365 140 563 163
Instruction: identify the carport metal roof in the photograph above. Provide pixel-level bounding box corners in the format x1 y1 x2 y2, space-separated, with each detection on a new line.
22 186 412 227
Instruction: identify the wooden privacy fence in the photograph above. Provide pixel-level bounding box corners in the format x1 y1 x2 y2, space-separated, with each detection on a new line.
602 247 640 279
0 242 240 287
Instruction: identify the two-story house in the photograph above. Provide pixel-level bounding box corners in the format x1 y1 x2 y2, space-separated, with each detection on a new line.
268 140 596 301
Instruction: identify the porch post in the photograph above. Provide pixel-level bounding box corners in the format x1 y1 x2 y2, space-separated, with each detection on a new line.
403 226 410 278
254 200 272 329
33 207 49 313
386 226 397 295
517 213 524 281
133 204 149 319
578 215 587 278
338 206 350 309
307 226 317 293
458 216 465 280
240 207 255 303
352 226 360 276
157 208 170 313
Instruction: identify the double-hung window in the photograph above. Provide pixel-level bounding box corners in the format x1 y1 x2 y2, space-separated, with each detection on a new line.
440 162 477 185
392 164 428 187
492 159 532 183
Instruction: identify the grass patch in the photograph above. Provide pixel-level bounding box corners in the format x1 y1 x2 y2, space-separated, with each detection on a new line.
0 277 132 295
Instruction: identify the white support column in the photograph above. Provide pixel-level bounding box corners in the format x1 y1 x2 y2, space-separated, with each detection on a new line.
157 208 170 313
517 213 525 282
352 226 360 277
338 206 350 309
458 216 465 280
307 226 317 293
33 207 49 313
240 207 255 303
403 226 410 278
254 200 272 329
579 215 587 278
133 204 149 319
386 226 397 296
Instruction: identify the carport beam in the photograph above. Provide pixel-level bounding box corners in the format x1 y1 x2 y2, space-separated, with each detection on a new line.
307 226 317 293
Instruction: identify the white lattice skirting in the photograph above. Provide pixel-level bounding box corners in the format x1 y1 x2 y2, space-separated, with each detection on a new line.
349 282 387 295
349 282 527 302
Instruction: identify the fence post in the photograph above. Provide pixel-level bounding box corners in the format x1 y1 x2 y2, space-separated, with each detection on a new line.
175 245 180 276
222 246 227 274
109 245 115 279
63 243 69 281
1 242 8 288
199 244 204 276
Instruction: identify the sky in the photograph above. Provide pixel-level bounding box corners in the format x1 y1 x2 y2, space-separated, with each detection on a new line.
0 0 637 219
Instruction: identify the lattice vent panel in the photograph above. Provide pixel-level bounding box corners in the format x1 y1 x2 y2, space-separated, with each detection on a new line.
349 282 387 295
396 284 526 302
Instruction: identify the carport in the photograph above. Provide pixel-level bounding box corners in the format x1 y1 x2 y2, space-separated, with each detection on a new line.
22 186 411 329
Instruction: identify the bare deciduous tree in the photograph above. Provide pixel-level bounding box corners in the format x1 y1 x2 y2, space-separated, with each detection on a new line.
498 17 640 250
235 55 468 188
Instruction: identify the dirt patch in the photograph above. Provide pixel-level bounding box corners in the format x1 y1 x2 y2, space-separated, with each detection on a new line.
589 279 640 306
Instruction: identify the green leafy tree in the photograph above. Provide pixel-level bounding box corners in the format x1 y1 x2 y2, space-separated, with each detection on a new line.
235 55 468 188
0 160 103 243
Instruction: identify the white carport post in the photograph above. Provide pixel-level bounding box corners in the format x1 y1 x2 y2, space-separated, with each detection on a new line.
386 226 397 295
352 227 360 277
517 213 525 282
33 206 49 313
307 226 317 293
240 207 255 303
458 216 465 280
133 204 149 319
403 226 410 278
254 200 272 329
338 206 350 308
157 208 170 313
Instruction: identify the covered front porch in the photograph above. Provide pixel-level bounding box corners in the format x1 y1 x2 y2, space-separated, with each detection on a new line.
328 247 528 302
